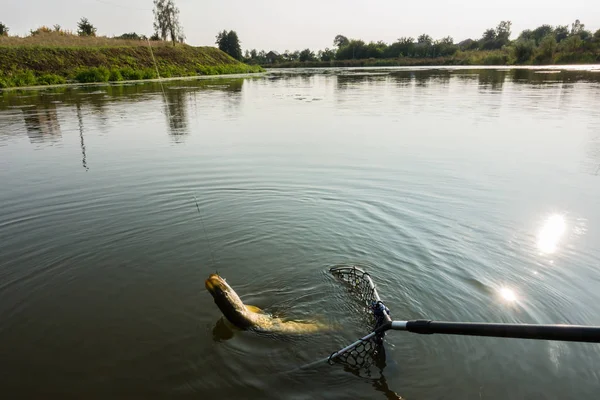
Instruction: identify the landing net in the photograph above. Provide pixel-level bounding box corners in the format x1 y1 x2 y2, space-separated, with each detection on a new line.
329 266 391 371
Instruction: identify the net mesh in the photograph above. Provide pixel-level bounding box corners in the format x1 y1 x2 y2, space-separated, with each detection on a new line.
329 266 389 372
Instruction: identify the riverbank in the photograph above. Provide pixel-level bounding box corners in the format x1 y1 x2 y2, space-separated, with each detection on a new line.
0 71 267 92
0 35 263 88
261 49 600 68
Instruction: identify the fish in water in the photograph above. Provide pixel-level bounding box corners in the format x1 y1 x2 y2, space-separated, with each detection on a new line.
205 273 331 334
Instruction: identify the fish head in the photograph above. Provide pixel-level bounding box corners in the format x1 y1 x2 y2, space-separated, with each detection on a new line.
205 273 252 329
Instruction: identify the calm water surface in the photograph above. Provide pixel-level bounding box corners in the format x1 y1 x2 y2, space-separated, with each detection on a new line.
1 67 600 399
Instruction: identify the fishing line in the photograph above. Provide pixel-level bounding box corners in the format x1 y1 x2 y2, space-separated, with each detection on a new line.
146 39 170 116
194 195 218 270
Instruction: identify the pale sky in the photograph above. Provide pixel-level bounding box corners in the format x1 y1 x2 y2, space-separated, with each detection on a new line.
4 0 599 51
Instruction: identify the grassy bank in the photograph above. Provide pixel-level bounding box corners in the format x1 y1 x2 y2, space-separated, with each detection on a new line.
264 49 600 68
0 34 263 88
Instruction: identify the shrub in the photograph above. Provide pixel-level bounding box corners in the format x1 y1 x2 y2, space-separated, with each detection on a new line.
75 66 110 83
37 74 66 85
12 70 37 86
109 68 123 81
119 67 143 80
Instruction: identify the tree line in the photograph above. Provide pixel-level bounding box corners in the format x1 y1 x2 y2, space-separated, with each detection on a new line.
239 20 600 65
0 0 186 46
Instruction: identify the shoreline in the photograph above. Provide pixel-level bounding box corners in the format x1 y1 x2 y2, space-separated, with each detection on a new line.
0 72 267 92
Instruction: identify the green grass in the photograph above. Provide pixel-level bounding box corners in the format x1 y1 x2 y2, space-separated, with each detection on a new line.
0 44 264 88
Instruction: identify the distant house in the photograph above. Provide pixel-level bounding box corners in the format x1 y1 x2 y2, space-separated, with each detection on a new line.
266 51 280 64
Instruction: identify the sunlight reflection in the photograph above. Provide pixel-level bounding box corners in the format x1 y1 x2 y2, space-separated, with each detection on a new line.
499 287 517 302
537 214 566 254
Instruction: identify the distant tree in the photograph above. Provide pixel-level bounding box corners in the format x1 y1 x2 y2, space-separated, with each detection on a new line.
495 20 512 47
458 38 478 50
335 39 367 59
117 32 147 40
30 26 53 36
216 30 242 60
333 34 349 48
435 36 458 57
570 19 584 36
77 17 97 37
415 34 433 57
226 31 242 60
149 32 160 41
480 28 497 49
0 22 8 36
319 47 336 61
153 0 184 46
518 29 533 41
554 25 569 42
299 48 316 62
250 49 258 59
417 34 433 45
535 35 557 63
531 25 553 45
512 39 536 63
560 35 583 52
365 41 387 58
53 24 61 32
595 29 600 41
385 37 415 57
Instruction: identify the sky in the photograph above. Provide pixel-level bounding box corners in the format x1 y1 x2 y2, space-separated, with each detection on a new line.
4 0 599 51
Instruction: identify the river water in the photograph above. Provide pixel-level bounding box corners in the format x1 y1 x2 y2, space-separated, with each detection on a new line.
1 66 600 399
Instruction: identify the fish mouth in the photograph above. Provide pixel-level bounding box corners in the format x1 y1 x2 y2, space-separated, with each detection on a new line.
205 273 227 295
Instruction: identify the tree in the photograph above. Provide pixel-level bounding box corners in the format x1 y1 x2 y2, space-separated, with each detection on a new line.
0 22 8 36
117 32 147 40
531 25 553 45
480 28 497 49
77 17 97 37
417 34 433 45
512 39 535 63
535 35 557 63
554 25 569 42
518 29 533 41
333 34 349 48
384 37 415 57
415 34 434 57
458 38 478 50
495 20 512 47
560 35 583 52
435 36 458 57
153 0 184 46
571 19 584 35
216 30 242 60
53 24 61 32
319 47 336 61
335 39 367 59
299 48 316 62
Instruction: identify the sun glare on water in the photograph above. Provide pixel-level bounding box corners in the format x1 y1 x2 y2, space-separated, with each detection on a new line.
537 214 566 254
499 287 517 302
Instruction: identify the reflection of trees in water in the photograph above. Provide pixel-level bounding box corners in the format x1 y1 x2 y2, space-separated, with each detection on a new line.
477 69 508 91
163 88 189 140
0 79 248 146
22 104 62 144
161 79 245 140
218 79 244 118
509 69 600 85
336 74 389 90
